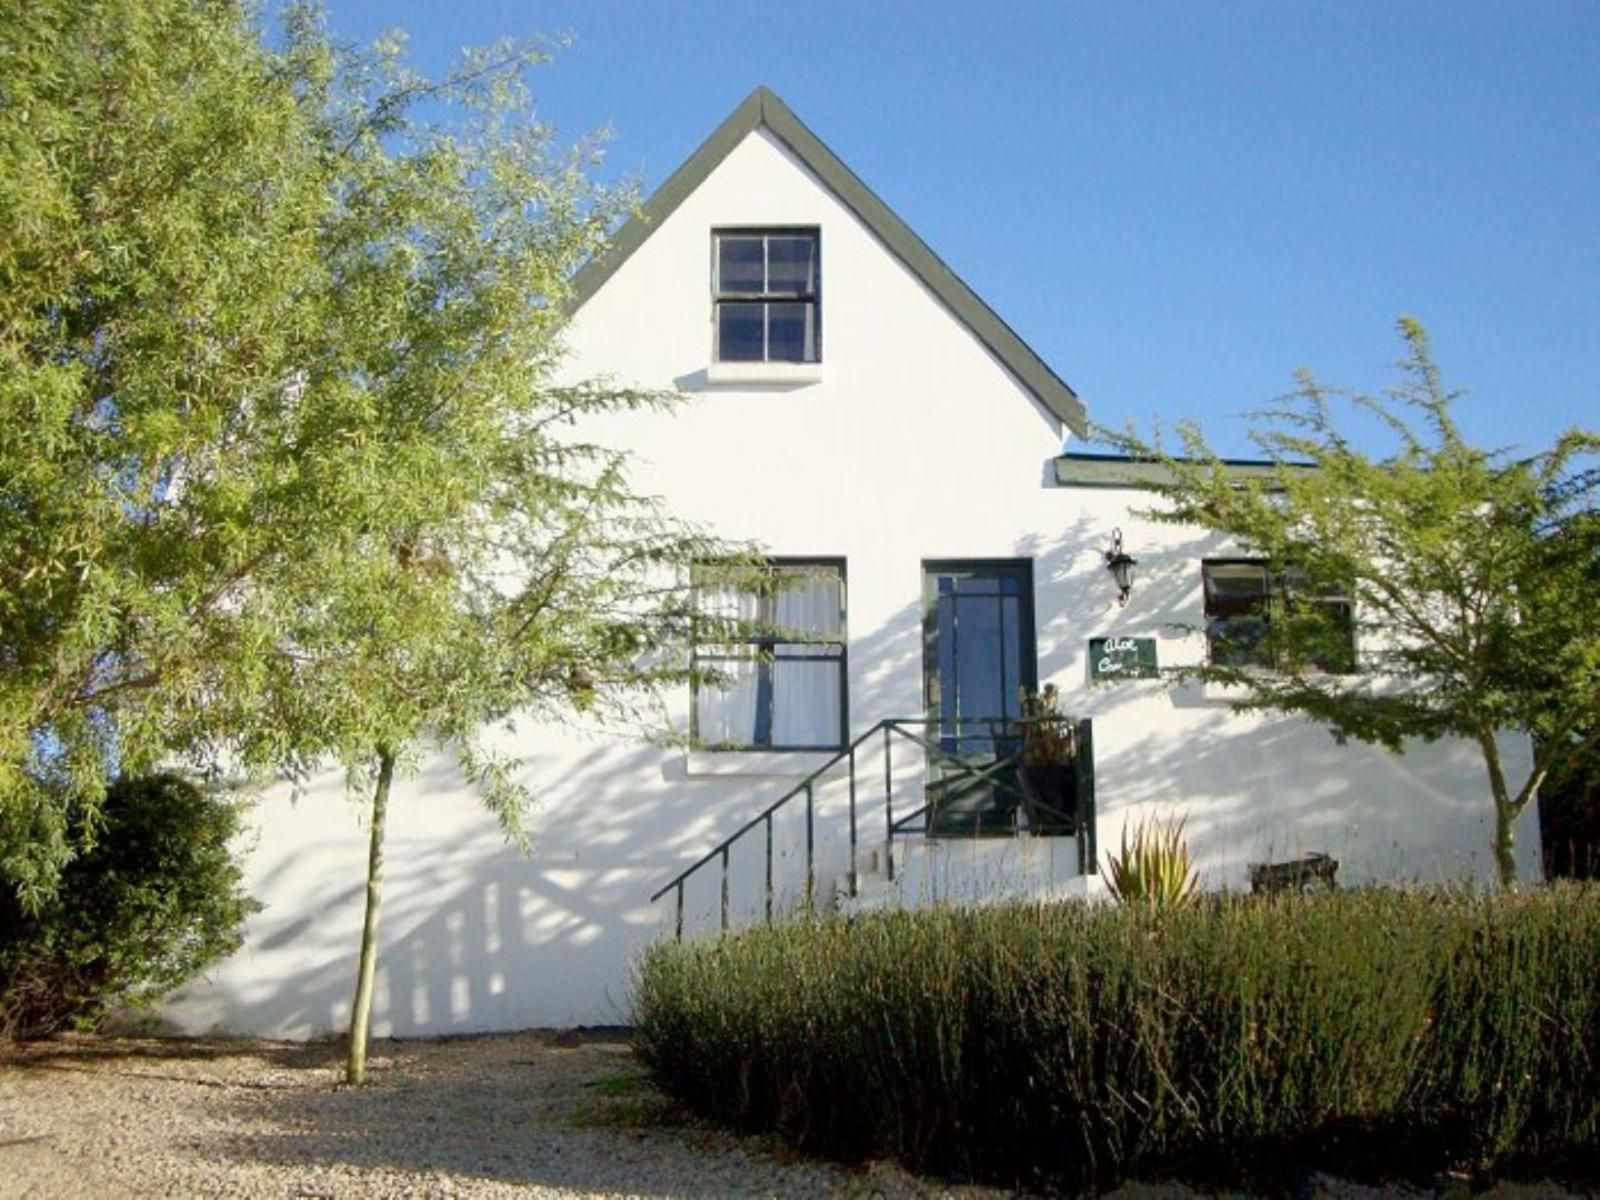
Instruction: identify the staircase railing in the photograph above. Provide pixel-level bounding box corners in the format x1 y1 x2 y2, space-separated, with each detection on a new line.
650 715 1096 940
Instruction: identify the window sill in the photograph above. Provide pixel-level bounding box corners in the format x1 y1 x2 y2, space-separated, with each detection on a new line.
685 750 846 778
705 361 824 388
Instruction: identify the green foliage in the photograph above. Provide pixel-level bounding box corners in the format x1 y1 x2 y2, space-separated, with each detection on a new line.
0 773 256 1038
1 0 737 914
634 888 1600 1192
0 0 336 903
1106 813 1200 907
1098 320 1600 885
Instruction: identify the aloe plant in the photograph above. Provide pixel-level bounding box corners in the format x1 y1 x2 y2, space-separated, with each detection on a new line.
1105 813 1201 907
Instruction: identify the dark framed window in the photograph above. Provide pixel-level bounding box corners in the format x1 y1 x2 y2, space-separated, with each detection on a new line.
692 558 846 750
713 229 819 363
1203 559 1355 674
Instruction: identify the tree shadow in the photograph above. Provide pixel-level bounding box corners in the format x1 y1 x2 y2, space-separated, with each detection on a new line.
162 511 1536 1040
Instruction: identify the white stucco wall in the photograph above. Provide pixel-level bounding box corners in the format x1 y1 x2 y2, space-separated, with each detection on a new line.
163 126 1538 1039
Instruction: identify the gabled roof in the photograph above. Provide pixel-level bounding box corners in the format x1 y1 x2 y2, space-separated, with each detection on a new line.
568 86 1088 438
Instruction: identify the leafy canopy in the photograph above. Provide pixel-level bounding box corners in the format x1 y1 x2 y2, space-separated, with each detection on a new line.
0 0 734 904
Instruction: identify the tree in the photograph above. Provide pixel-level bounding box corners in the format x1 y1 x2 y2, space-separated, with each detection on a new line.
1 0 367 907
225 15 751 1085
1 0 741 1082
1100 319 1600 887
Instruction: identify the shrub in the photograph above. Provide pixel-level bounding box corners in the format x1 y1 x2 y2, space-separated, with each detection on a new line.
633 888 1600 1192
1105 812 1200 908
0 773 257 1038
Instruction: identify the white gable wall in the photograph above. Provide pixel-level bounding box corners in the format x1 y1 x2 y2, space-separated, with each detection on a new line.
162 125 1537 1040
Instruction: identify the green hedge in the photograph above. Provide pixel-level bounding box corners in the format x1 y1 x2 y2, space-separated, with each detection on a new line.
633 889 1600 1191
0 773 257 1038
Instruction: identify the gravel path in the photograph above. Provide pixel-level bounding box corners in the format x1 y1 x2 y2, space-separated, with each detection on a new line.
0 1031 871 1199
0 1033 1587 1199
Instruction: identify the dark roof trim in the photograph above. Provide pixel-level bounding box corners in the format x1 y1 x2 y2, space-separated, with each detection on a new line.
1054 452 1316 489
567 86 1087 437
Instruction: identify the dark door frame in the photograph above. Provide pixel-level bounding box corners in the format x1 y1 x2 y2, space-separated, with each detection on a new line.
919 558 1039 835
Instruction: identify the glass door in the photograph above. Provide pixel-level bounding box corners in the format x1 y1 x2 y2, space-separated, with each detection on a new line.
921 560 1037 835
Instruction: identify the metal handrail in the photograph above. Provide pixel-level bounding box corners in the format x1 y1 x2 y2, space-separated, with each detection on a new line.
651 714 1093 939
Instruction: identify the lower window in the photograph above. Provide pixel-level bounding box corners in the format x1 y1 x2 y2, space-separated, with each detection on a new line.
1203 559 1355 673
692 559 846 750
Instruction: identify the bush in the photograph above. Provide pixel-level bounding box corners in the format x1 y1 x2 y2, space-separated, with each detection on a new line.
633 888 1600 1192
0 773 257 1038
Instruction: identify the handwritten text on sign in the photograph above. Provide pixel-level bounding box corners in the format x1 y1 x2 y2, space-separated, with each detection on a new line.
1090 636 1159 681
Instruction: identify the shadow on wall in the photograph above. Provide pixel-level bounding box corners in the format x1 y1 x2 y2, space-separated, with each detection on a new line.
169 738 744 1038
166 518 1534 1038
1021 516 1534 890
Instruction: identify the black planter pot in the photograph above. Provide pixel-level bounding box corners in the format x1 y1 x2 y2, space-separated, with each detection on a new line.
1017 763 1077 836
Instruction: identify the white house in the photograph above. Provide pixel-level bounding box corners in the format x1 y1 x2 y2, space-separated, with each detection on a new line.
164 87 1538 1039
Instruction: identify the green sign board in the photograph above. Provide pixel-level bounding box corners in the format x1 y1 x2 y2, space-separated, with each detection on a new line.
1090 636 1158 681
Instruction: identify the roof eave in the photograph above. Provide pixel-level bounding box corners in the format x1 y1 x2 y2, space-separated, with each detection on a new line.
1053 452 1317 489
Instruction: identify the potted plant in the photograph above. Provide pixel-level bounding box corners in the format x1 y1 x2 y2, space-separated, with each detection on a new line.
1015 684 1077 835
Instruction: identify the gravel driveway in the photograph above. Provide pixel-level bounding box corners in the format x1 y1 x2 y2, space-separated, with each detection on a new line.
0 1033 1587 1199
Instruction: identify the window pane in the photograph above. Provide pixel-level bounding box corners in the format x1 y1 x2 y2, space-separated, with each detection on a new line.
1208 614 1271 668
1204 562 1269 609
766 236 816 294
773 568 842 639
767 301 815 362
695 579 761 636
772 660 840 747
717 237 764 294
697 658 760 746
717 302 765 362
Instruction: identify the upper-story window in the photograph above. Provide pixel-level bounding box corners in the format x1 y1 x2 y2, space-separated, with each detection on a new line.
713 229 820 363
1203 559 1355 674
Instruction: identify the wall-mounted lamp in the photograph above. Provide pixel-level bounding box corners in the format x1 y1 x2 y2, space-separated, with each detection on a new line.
1104 528 1137 606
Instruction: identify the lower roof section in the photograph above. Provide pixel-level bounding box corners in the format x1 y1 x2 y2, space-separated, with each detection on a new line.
1053 452 1312 489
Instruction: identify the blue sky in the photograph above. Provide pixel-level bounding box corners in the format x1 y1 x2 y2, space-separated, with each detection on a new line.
319 1 1597 457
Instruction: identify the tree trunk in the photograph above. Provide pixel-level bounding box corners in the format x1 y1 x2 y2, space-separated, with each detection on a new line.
1475 727 1519 889
346 747 395 1086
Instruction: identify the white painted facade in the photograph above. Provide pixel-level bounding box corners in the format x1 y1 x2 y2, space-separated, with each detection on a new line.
164 94 1537 1039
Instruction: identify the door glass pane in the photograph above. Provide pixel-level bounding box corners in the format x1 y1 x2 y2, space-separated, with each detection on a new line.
1000 595 1021 720
717 302 764 361
717 237 764 294
766 301 814 362
954 593 1002 751
766 236 815 293
937 591 957 746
